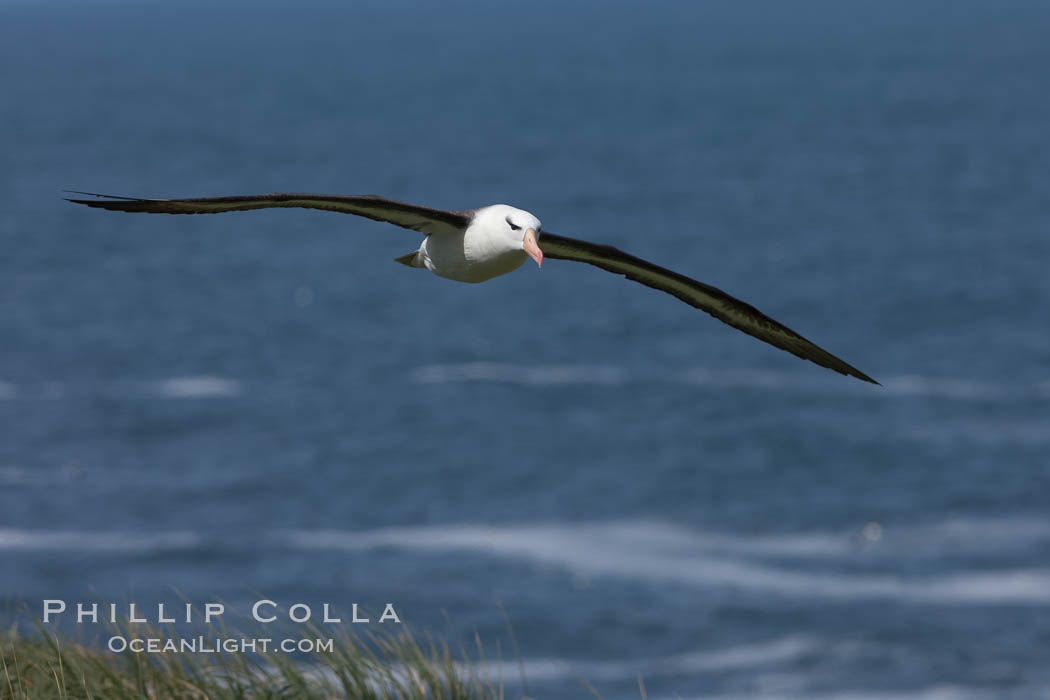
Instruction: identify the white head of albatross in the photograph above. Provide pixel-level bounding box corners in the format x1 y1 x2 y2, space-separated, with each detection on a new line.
419 204 544 284
64 189 879 384
488 204 544 269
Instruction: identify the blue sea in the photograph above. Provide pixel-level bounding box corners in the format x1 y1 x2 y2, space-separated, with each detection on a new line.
2 0 1049 697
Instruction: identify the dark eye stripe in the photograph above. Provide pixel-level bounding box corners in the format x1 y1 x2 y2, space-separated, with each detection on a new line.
506 217 521 231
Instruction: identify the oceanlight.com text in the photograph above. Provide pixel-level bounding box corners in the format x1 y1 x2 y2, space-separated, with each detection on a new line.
107 635 335 654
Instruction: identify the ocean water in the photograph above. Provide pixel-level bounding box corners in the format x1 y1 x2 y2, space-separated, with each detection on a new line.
2 0 1049 697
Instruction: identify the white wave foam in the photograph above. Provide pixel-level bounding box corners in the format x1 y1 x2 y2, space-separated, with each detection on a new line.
292 516 1050 561
153 376 241 398
698 685 1003 700
905 516 1050 551
905 417 1050 446
411 362 1046 403
0 382 64 400
878 375 1016 401
683 367 813 391
0 466 29 484
0 529 199 552
687 369 1039 403
412 362 626 386
514 635 818 683
287 520 1050 605
0 377 241 400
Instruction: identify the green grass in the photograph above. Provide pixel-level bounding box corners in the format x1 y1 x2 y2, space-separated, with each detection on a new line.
0 620 537 700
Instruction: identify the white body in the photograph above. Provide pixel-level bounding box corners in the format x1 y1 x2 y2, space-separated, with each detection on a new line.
416 204 542 283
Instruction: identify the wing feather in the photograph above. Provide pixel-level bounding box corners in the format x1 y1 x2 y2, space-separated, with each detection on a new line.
65 191 471 236
539 232 877 384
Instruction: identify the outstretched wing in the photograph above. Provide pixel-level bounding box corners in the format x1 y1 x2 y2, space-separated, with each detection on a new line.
65 191 472 236
538 232 877 384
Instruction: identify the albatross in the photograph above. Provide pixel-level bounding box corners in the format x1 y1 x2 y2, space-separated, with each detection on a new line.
66 191 877 384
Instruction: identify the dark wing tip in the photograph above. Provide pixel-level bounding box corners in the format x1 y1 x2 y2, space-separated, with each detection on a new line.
782 336 879 385
857 371 881 386
815 344 879 384
845 366 880 385
824 352 878 385
65 190 153 211
63 190 143 200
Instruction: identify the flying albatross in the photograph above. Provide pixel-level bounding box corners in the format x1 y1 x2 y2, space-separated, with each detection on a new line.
66 191 877 384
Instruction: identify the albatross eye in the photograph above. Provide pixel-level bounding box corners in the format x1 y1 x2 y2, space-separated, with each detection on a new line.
506 217 521 231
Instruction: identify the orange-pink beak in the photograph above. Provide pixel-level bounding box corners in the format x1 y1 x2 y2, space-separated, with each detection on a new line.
523 228 543 268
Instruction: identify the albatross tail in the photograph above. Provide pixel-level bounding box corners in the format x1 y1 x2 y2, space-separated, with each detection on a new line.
394 251 424 268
